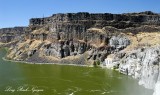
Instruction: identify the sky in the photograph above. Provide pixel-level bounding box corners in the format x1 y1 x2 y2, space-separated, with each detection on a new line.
0 0 160 28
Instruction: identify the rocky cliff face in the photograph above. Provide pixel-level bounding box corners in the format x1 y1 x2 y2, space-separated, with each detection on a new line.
118 46 160 89
102 27 160 95
29 11 160 29
0 27 29 43
104 45 160 95
2 13 159 65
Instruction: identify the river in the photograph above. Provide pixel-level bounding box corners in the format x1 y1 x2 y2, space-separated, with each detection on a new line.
0 48 153 95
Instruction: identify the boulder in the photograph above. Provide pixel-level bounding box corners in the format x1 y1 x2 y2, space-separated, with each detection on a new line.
109 34 130 50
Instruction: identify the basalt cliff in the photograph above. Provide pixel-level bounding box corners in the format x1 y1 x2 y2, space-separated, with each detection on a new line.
0 11 160 95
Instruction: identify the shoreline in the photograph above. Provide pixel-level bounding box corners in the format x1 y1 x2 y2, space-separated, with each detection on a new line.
2 57 93 67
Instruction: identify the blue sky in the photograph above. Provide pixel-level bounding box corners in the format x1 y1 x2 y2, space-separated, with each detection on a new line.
0 0 160 28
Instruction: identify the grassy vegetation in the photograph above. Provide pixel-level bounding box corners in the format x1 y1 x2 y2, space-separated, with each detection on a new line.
123 32 160 52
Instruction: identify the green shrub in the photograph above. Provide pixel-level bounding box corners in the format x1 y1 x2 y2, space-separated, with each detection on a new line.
93 60 101 67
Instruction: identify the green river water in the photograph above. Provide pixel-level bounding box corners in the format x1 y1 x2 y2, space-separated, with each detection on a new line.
0 48 153 95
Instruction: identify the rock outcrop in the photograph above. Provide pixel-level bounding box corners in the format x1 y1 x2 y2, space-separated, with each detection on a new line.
0 27 29 43
109 34 130 50
104 45 160 95
118 46 160 89
29 11 160 29
153 75 160 95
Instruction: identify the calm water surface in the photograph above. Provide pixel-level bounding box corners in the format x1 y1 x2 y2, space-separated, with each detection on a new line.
0 49 153 95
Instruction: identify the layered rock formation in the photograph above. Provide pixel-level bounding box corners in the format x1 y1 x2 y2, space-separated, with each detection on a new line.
29 11 160 29
0 27 28 43
4 12 160 64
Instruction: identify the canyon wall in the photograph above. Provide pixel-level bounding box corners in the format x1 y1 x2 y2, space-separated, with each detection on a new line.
4 12 160 63
0 27 29 43
29 11 160 29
